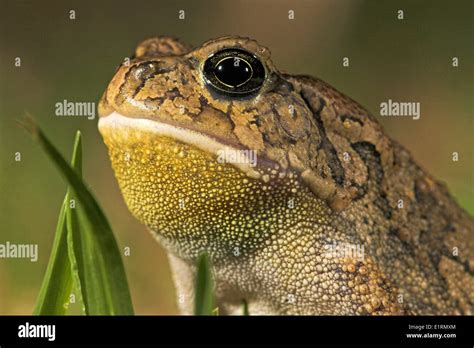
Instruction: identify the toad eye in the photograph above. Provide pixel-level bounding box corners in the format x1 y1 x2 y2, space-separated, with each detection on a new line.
203 48 265 97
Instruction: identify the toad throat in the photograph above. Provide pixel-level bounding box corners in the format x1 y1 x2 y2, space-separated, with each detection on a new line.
98 112 331 259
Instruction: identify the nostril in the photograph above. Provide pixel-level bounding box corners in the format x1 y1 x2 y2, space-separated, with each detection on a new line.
114 54 136 73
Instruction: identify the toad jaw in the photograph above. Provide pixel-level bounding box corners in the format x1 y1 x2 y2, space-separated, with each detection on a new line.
98 112 264 180
97 112 309 255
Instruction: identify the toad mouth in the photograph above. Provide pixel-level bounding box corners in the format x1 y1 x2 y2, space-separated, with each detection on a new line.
98 112 265 179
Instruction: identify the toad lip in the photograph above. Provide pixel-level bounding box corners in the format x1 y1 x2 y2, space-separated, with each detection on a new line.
98 112 263 179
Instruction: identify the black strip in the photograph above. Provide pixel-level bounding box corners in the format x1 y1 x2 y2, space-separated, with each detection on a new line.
299 90 345 186
0 315 471 345
352 141 391 219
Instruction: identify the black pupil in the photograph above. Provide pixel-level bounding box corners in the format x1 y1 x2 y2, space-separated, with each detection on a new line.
203 48 265 97
214 57 252 87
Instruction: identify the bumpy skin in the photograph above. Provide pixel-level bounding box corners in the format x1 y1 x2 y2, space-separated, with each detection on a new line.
98 36 474 315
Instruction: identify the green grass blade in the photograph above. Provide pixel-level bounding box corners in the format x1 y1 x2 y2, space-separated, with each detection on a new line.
33 194 72 314
194 253 215 315
64 132 86 314
33 132 82 315
242 299 249 316
26 123 134 315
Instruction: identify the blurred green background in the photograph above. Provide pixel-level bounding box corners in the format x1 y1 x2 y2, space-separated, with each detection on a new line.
0 0 472 314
